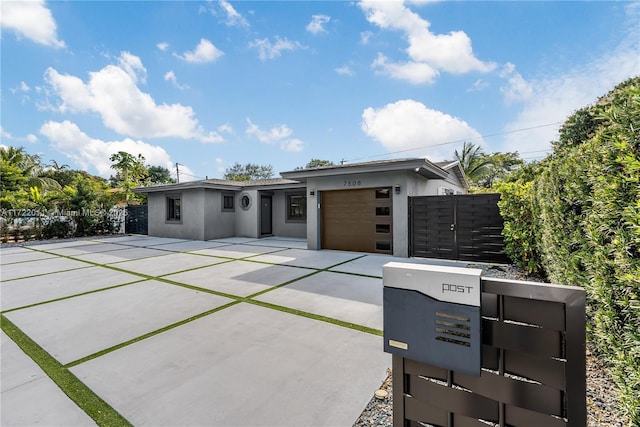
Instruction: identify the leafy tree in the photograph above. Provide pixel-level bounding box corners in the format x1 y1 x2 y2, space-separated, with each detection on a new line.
109 151 148 203
296 159 335 170
478 152 524 188
454 142 493 184
223 162 274 181
0 146 61 193
146 165 175 185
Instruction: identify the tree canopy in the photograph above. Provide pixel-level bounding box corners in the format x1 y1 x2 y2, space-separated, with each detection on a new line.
223 162 274 181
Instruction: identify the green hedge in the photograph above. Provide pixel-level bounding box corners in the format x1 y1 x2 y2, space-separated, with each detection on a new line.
497 77 640 423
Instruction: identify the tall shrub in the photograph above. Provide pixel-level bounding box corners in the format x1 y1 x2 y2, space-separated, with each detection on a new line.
497 77 640 423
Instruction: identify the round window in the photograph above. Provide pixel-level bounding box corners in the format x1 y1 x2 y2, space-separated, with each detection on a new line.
240 194 252 210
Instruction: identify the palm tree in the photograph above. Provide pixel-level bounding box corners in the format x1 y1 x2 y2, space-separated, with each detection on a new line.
454 142 494 184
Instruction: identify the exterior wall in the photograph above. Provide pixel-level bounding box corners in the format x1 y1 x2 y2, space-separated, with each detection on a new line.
203 189 236 240
307 170 412 256
272 190 307 238
425 170 466 195
234 189 260 238
306 170 460 257
147 189 206 240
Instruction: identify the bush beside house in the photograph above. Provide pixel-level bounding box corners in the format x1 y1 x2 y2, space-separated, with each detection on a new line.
496 77 640 423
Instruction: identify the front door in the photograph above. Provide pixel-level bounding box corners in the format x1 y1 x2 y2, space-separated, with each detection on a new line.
260 195 272 236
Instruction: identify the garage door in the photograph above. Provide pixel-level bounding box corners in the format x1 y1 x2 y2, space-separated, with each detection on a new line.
321 187 393 254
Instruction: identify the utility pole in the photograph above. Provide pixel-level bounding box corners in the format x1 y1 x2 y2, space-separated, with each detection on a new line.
175 163 181 183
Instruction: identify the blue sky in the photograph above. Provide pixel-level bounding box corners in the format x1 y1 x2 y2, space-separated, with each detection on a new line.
1 1 638 182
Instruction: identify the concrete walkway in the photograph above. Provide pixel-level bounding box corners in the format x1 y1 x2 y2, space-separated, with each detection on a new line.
0 235 463 426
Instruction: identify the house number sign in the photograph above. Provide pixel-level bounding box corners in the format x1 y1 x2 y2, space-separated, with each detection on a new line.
344 179 363 187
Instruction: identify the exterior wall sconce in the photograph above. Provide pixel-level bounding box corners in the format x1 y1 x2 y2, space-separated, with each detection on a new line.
310 188 315 196
395 185 401 194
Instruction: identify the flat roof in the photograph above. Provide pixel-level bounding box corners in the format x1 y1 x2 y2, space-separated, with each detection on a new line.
280 157 449 181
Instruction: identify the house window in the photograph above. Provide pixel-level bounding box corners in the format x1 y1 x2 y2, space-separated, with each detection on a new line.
287 193 307 222
166 195 181 221
222 193 234 212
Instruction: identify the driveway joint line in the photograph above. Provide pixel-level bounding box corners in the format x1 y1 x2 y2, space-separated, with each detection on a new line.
246 300 384 336
0 265 94 282
0 279 150 314
64 301 242 368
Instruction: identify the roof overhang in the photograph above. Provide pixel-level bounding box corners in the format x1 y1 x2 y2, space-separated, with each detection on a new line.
133 179 304 194
280 158 448 182
437 161 470 190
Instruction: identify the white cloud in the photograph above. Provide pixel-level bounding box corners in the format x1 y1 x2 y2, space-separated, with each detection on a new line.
372 53 438 84
335 65 355 76
306 14 330 34
44 52 223 143
175 39 224 63
118 51 147 84
360 31 373 45
245 118 305 152
219 0 249 27
499 63 533 104
502 9 640 154
281 138 304 152
39 120 199 181
0 126 38 143
249 37 305 61
246 119 292 143
361 99 483 161
164 70 189 90
157 42 169 51
0 0 65 48
359 0 495 84
467 79 489 93
217 123 234 134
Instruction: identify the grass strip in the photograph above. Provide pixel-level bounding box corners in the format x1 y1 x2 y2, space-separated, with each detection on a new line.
246 299 383 336
0 279 149 315
65 300 240 368
1 315 133 427
0 266 93 283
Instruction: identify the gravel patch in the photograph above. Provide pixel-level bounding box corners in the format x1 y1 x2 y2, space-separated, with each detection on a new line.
354 263 627 426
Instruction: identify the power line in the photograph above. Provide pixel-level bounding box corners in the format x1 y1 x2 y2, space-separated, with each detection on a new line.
346 122 561 163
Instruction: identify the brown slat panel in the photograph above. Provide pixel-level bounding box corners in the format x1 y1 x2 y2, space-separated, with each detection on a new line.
505 404 568 427
410 374 500 421
453 370 563 416
404 358 448 380
404 395 448 426
482 278 584 304
503 295 566 330
452 414 497 427
482 319 564 358
504 349 567 390
482 345 499 371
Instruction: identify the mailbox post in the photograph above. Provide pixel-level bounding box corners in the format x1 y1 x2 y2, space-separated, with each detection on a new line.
383 262 483 376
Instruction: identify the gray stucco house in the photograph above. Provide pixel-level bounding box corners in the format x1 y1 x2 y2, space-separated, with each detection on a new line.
133 158 468 257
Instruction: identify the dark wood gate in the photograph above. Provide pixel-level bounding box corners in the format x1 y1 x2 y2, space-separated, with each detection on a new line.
409 194 509 263
125 205 148 235
393 277 586 426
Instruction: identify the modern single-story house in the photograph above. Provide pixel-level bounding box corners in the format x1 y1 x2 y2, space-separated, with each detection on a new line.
133 158 468 257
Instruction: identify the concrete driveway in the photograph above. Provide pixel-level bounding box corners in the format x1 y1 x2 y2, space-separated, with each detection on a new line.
0 235 456 426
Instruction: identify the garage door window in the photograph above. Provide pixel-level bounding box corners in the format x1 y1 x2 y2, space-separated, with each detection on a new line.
376 206 390 216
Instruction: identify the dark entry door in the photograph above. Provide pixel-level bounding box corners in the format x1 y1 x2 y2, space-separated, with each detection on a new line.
410 196 456 259
260 195 272 236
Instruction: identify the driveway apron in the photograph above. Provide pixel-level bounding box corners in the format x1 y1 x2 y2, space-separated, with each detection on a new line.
1 236 404 426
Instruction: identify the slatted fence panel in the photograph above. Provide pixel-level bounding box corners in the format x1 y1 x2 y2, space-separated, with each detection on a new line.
409 194 509 264
393 278 586 427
